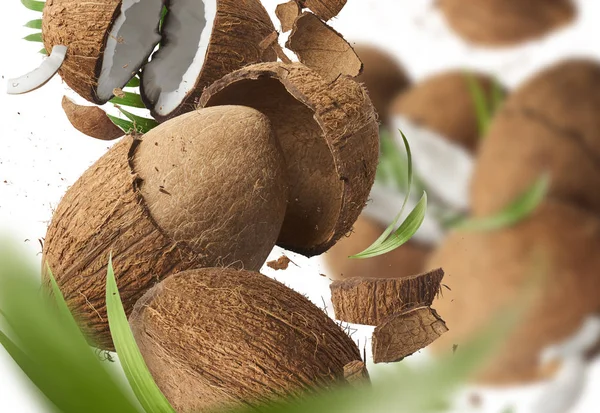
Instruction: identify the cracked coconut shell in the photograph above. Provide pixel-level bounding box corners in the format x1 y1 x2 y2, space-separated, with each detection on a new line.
439 0 576 47
471 59 600 217
298 0 347 21
129 267 363 413
61 96 123 141
428 201 600 384
42 105 288 350
200 62 379 256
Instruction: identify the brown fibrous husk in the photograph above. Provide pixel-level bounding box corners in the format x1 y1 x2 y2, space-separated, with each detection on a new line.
286 12 362 82
129 267 363 413
471 59 600 216
61 96 123 141
372 307 448 363
330 268 445 326
298 0 347 21
200 62 379 256
43 106 288 350
439 0 576 47
343 360 370 386
276 1 301 32
266 255 293 271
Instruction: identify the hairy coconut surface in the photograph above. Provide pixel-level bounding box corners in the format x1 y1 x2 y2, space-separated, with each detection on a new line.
200 62 379 256
299 0 347 21
276 0 301 32
141 0 276 121
43 106 287 349
390 71 501 152
287 12 362 82
471 60 600 216
330 268 444 326
439 0 576 47
323 217 431 281
61 96 123 141
42 0 164 103
429 201 600 384
343 360 370 386
129 268 363 413
353 44 410 124
373 307 448 364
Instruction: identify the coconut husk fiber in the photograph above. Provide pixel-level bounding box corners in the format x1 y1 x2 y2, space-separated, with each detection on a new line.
129 267 363 413
42 106 288 350
390 71 502 152
471 59 600 217
439 0 576 47
428 201 600 384
61 96 123 141
200 62 379 257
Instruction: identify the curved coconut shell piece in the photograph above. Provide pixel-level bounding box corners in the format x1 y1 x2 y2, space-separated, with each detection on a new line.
276 0 301 32
300 0 347 21
200 62 379 256
471 60 600 216
439 0 576 47
43 106 288 349
287 12 362 82
390 71 502 152
330 268 444 326
129 268 363 413
429 201 600 384
61 96 123 141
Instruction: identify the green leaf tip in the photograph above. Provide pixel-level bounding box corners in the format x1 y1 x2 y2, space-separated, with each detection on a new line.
21 0 45 12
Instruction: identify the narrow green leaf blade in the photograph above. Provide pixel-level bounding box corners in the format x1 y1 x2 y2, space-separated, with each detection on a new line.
465 72 491 137
21 0 45 12
125 77 141 88
24 32 43 43
117 107 158 133
106 258 176 413
107 115 137 134
24 19 42 29
39 47 48 55
110 92 146 109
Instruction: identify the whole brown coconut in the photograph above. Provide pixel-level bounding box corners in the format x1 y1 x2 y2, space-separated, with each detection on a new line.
129 267 363 413
439 0 576 47
471 59 600 217
390 71 501 151
200 62 379 256
323 216 431 280
429 201 600 384
43 106 288 349
353 44 410 123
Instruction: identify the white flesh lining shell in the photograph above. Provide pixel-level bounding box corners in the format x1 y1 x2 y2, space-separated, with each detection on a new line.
142 0 217 116
6 45 68 94
96 0 164 102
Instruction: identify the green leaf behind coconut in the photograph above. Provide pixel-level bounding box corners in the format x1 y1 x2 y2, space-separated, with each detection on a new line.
21 0 45 12
117 106 159 133
24 19 42 29
110 92 146 109
107 115 138 134
23 32 43 43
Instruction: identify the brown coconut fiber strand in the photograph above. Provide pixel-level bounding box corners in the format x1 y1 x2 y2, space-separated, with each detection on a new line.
439 0 576 47
330 268 444 326
146 0 276 121
276 1 301 32
200 62 379 256
287 12 362 82
343 360 370 386
323 216 431 281
391 71 502 152
373 307 448 364
299 0 347 21
129 268 363 413
471 60 600 216
429 201 600 384
42 0 122 103
61 96 123 141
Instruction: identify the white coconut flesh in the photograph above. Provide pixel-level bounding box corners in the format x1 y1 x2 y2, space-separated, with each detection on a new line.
7 45 68 95
141 0 217 116
96 0 165 102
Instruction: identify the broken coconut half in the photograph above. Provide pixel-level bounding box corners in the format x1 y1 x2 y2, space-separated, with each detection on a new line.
61 96 123 141
200 62 379 256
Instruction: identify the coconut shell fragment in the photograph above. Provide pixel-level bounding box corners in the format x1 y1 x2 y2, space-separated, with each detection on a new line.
200 62 379 256
343 361 370 386
373 307 448 364
330 268 444 326
287 12 362 81
43 106 287 349
276 1 301 32
61 96 123 141
129 268 363 413
300 0 347 21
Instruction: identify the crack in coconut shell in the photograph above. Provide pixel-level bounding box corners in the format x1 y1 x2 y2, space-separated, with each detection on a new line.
297 0 347 21
42 106 288 350
373 307 448 364
140 0 276 122
286 12 362 82
330 268 444 326
439 0 576 47
129 268 363 413
276 1 301 32
61 96 123 141
200 62 379 256
42 0 165 104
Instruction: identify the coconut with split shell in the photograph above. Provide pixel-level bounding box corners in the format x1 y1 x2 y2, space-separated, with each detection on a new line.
129 267 364 413
200 62 380 256
42 105 288 349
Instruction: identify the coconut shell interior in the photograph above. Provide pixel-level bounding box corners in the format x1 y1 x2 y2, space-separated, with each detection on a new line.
200 62 379 256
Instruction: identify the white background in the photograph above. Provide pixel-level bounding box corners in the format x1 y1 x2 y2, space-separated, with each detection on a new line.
1 0 600 412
